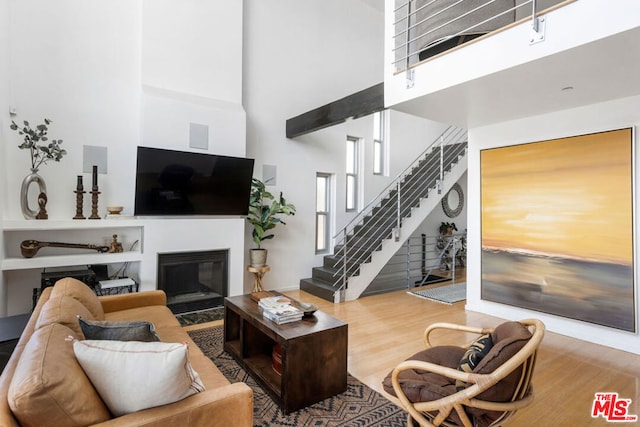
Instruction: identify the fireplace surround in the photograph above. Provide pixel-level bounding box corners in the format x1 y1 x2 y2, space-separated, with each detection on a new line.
157 250 228 314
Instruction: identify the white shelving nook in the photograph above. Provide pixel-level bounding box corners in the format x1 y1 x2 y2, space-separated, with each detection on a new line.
1 220 144 271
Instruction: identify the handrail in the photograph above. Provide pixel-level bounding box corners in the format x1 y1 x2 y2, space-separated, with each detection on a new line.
391 0 570 72
331 126 467 297
332 126 465 240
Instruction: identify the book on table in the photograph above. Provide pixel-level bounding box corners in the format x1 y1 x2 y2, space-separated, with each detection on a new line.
259 296 303 324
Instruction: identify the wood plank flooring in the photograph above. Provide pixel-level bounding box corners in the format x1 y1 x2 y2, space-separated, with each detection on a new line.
276 286 640 426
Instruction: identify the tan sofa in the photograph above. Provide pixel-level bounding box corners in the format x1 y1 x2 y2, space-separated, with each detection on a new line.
0 278 253 427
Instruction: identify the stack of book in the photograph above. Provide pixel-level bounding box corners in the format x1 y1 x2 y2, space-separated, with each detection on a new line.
259 296 303 324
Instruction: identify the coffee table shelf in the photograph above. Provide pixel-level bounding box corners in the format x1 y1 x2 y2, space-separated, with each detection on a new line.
224 294 348 413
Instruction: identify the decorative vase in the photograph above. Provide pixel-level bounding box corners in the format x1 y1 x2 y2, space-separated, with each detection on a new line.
250 248 268 267
20 168 47 220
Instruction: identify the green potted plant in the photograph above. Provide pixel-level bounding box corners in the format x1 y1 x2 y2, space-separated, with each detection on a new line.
439 221 457 236
247 178 296 267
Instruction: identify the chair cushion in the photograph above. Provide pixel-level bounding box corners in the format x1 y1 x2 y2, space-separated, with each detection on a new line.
8 323 111 427
78 316 160 342
469 321 533 426
382 346 466 426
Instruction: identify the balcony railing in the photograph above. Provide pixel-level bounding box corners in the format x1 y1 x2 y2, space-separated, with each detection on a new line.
392 0 573 73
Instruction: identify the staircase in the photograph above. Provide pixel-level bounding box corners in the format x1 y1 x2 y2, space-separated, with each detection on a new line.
300 126 468 302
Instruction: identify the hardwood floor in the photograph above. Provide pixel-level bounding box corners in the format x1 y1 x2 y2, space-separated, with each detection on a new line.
276 285 640 426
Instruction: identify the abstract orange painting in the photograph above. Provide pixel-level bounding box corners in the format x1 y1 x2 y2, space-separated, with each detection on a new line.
481 128 635 332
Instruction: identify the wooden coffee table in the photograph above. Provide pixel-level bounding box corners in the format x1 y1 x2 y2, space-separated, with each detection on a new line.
224 294 348 413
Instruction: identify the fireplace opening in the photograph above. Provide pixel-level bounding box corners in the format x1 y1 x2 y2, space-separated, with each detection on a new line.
157 250 228 314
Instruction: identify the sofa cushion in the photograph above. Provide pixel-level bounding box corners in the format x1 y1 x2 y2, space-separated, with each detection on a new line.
36 295 95 336
104 305 182 330
50 277 104 320
8 323 111 427
73 339 205 416
78 316 160 342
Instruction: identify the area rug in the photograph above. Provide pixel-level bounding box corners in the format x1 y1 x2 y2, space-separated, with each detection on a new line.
409 282 466 305
176 307 224 326
188 326 406 427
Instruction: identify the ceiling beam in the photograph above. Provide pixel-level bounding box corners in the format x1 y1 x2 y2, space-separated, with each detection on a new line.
286 83 384 139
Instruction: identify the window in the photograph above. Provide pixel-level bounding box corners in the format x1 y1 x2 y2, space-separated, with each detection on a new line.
373 110 385 175
346 136 360 212
316 173 331 253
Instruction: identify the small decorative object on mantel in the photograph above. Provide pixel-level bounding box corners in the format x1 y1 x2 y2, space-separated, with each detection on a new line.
35 192 48 219
73 175 86 220
11 118 66 220
20 239 109 258
107 206 123 215
108 234 123 253
89 165 101 220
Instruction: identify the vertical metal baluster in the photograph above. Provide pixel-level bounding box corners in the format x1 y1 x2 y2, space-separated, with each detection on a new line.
396 181 402 241
405 1 415 87
343 228 347 292
405 238 411 288
451 236 457 283
438 137 444 194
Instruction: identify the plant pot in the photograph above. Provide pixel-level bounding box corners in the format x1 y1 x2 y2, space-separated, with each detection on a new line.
250 248 268 267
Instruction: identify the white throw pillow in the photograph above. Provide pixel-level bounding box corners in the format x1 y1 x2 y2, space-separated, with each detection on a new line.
72 339 205 416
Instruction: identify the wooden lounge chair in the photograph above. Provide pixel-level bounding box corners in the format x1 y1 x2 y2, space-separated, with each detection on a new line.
383 319 545 427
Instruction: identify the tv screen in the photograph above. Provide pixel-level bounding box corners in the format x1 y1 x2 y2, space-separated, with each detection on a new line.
134 147 254 216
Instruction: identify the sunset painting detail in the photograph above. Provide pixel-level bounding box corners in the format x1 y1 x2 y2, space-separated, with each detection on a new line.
481 128 635 332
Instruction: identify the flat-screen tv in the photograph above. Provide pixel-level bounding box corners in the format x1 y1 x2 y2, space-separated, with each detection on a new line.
134 146 254 216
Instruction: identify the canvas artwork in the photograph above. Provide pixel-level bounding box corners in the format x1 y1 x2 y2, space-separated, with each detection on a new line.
480 128 635 332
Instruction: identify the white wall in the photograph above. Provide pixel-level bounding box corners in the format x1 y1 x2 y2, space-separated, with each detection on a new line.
0 0 9 315
466 95 640 355
1 1 250 313
140 0 246 162
243 0 386 290
5 0 142 218
141 0 243 105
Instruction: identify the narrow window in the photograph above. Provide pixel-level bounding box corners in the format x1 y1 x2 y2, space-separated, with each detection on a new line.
346 136 359 212
373 110 385 175
316 173 331 253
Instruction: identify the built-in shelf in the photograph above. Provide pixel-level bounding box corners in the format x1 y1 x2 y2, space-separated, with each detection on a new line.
1 251 142 271
2 219 144 272
2 219 140 231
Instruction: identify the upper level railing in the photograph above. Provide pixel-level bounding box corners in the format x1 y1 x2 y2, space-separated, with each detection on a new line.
392 0 571 73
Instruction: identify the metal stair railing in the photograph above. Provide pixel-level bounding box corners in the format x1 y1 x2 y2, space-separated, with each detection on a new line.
331 125 467 295
414 232 467 287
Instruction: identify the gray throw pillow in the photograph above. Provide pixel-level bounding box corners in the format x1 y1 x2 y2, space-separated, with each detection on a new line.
78 316 160 342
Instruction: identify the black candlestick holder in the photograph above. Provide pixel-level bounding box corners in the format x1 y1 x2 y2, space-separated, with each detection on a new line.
89 186 101 220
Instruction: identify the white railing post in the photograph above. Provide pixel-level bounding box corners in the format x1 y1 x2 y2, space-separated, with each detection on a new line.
530 0 545 44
